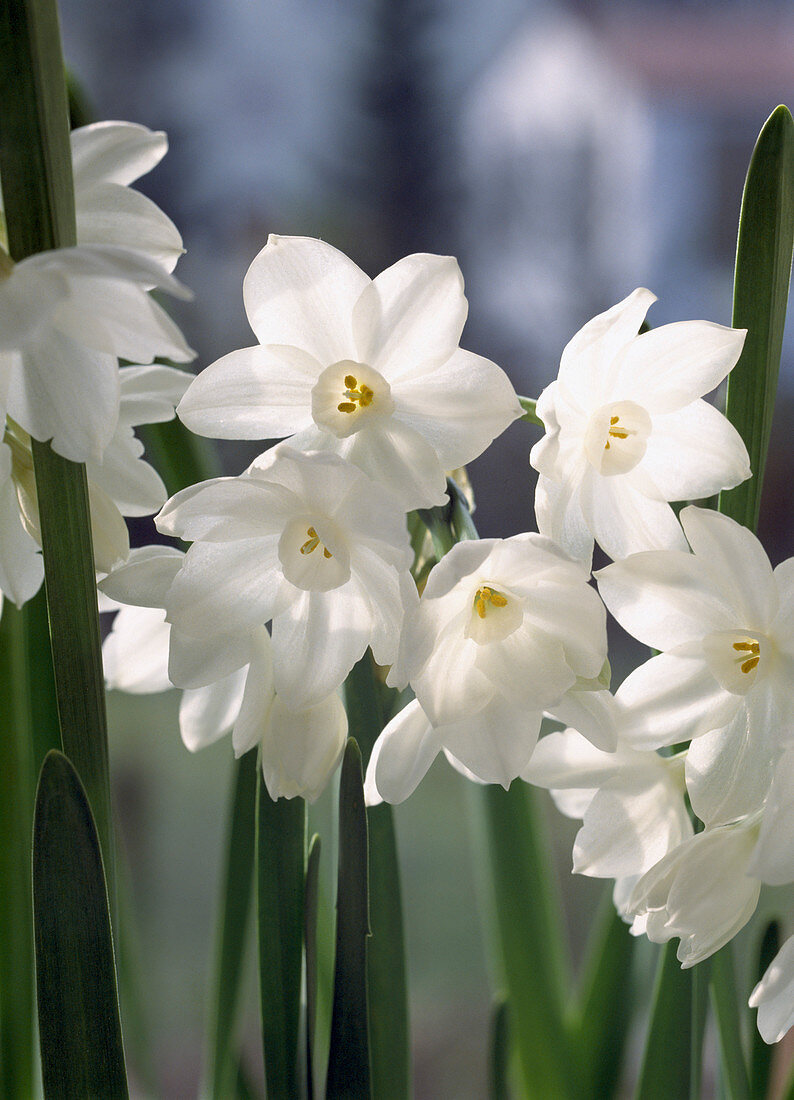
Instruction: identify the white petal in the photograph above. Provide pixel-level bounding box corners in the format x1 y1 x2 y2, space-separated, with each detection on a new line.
750 935 794 1044
102 606 172 693
177 344 317 439
616 649 738 750
76 182 183 272
364 698 441 805
243 235 367 362
353 253 466 379
157 477 292 542
748 744 794 885
534 471 594 565
0 470 43 606
640 402 750 503
99 544 183 607
71 121 168 187
348 546 407 667
344 417 448 509
557 288 656 410
473 624 574 709
609 320 746 412
231 630 275 756
546 688 618 752
88 427 168 516
579 467 688 560
523 727 625 790
261 693 348 802
118 364 193 427
86 480 130 574
393 347 521 469
597 551 737 651
440 699 543 787
168 625 252 688
180 668 249 752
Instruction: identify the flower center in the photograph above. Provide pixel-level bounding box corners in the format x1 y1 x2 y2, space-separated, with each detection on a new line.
584 400 652 476
279 516 351 592
464 583 523 645
311 360 395 439
702 630 770 695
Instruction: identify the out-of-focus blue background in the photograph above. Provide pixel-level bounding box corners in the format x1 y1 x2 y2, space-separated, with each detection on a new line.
60 1 794 1094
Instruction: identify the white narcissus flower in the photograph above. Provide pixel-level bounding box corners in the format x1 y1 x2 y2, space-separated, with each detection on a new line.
177 235 522 510
3 364 192 604
100 546 348 803
750 935 794 1045
597 506 794 827
364 534 610 802
71 121 184 272
530 288 750 562
0 243 193 463
156 447 414 710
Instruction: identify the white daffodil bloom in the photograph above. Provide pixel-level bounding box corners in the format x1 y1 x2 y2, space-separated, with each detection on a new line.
530 289 750 562
597 506 794 826
176 235 522 510
156 446 414 710
0 243 193 463
71 121 184 272
524 727 692 884
101 546 348 802
364 534 609 801
627 821 762 968
2 364 191 604
750 934 794 1045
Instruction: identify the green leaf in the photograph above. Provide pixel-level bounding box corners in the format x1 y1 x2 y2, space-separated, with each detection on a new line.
636 943 694 1100
570 888 635 1099
305 834 322 1100
327 739 371 1100
710 948 751 1100
488 997 510 1100
344 655 410 1100
204 750 258 1099
33 750 128 1099
750 922 779 1100
255 778 306 1099
475 781 576 1099
719 105 794 530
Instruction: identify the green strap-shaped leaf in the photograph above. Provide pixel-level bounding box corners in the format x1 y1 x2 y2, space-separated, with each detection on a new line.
719 104 794 529
204 750 258 1099
750 922 779 1100
636 943 694 1100
710 949 751 1100
344 655 410 1100
570 889 635 1099
488 997 510 1100
327 739 371 1100
0 0 114 874
305 834 322 1100
255 777 306 1099
33 750 128 1099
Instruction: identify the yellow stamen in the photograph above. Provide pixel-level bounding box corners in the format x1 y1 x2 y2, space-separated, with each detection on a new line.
733 639 760 674
604 414 630 449
741 656 760 674
474 586 508 619
300 526 320 555
338 375 375 413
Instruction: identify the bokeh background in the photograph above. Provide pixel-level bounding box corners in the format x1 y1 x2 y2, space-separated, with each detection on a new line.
58 0 794 1095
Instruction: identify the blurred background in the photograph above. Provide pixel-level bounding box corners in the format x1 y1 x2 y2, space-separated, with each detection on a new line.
58 0 794 1095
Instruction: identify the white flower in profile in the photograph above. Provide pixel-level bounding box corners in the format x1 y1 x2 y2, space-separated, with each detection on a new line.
3 364 191 604
71 121 184 272
364 533 609 802
100 546 348 802
177 235 522 509
597 506 794 827
750 935 794 1045
530 288 750 562
0 243 193 463
157 446 414 710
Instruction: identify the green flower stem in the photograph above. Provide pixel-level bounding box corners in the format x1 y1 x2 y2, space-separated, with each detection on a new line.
344 654 410 1100
636 942 696 1100
517 395 543 428
0 0 114 875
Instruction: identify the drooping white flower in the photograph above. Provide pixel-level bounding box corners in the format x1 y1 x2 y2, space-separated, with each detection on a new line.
3 364 191 604
176 235 522 510
156 446 414 710
71 121 184 272
530 289 750 562
597 506 794 827
100 545 348 802
0 243 193 463
750 934 794 1045
364 533 610 801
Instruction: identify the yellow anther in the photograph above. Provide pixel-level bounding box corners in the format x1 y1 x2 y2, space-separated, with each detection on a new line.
733 639 760 674
474 586 508 619
300 527 320 555
323 547 332 559
604 414 630 449
337 375 375 414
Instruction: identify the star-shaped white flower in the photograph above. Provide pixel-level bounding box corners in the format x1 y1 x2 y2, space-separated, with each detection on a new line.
156 447 415 710
530 289 750 562
597 506 794 827
177 235 522 509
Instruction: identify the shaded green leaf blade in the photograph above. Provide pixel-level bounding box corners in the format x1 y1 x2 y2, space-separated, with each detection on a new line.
305 833 322 1100
33 750 127 1099
327 739 371 1100
636 942 693 1100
